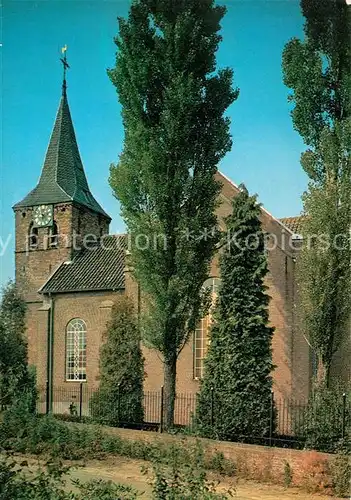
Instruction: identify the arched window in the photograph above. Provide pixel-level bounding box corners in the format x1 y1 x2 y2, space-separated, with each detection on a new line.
48 221 58 248
194 277 221 380
28 222 38 249
66 319 87 381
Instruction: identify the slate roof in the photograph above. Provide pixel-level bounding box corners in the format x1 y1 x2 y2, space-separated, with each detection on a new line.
40 235 126 294
280 216 305 234
13 87 110 220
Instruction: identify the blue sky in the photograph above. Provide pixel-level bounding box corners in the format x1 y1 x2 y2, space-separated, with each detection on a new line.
1 0 307 287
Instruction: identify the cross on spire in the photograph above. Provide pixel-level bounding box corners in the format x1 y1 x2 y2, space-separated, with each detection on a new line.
60 45 70 94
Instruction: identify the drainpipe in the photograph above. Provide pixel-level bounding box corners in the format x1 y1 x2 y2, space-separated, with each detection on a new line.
46 293 55 413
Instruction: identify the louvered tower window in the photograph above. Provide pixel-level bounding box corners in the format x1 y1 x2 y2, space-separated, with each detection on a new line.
28 222 38 249
48 221 59 248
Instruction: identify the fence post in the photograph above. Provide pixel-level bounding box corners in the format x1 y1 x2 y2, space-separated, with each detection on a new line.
160 386 164 433
341 393 346 440
269 390 274 447
117 383 121 426
210 386 214 427
45 379 50 415
79 382 83 420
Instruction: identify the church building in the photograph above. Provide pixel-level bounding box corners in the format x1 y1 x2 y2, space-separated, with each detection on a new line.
14 73 341 416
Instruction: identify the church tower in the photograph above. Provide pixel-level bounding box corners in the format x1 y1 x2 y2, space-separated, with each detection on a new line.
13 55 111 303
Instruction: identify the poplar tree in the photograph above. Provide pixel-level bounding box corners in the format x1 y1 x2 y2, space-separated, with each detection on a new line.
282 0 351 385
108 0 238 427
196 187 275 440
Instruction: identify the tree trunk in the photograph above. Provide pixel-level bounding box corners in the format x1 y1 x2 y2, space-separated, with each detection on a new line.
163 353 177 430
315 357 327 388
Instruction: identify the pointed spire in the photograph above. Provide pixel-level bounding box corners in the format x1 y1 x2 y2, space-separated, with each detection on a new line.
14 53 110 220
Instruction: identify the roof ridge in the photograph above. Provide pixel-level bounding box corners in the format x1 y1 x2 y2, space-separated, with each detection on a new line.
217 171 295 234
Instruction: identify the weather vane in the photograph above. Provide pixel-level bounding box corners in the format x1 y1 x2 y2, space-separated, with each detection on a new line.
60 45 70 93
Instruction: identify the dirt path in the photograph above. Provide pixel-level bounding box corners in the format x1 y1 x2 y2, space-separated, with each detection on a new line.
5 453 337 499
66 456 336 500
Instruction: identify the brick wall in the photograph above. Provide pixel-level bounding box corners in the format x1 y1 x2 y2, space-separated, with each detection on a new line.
141 173 311 401
84 425 335 490
15 204 74 302
15 201 111 384
15 202 110 303
48 291 122 389
16 176 314 403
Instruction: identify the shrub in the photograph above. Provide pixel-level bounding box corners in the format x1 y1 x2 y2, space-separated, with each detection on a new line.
144 441 234 499
283 460 293 488
295 385 350 452
0 456 140 499
206 451 236 476
330 454 351 498
74 478 140 499
90 297 144 427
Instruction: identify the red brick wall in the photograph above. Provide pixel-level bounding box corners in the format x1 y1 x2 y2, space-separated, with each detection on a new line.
15 202 110 303
15 204 74 303
16 176 311 403
15 200 111 389
27 291 124 389
88 426 335 491
50 291 121 389
142 173 311 401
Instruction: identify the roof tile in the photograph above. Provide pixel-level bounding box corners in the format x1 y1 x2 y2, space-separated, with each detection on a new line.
40 235 126 293
280 216 305 234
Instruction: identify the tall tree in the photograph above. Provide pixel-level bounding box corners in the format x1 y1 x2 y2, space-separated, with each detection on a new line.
109 0 238 427
90 296 144 425
196 186 275 440
0 282 32 407
282 0 351 386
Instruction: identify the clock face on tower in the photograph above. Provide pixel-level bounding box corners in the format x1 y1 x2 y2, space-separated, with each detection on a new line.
32 205 53 227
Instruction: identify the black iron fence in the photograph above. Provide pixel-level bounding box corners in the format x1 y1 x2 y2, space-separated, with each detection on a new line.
37 385 350 451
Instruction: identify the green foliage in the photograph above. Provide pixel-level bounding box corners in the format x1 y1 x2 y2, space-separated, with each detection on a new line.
144 441 234 499
3 410 348 497
0 457 71 500
0 455 140 499
283 461 293 488
90 297 144 425
0 437 235 499
1 409 232 477
196 186 275 440
206 451 236 477
330 454 351 498
282 0 351 384
73 478 140 499
108 0 238 426
282 0 350 151
294 385 350 453
297 128 351 384
0 282 35 408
